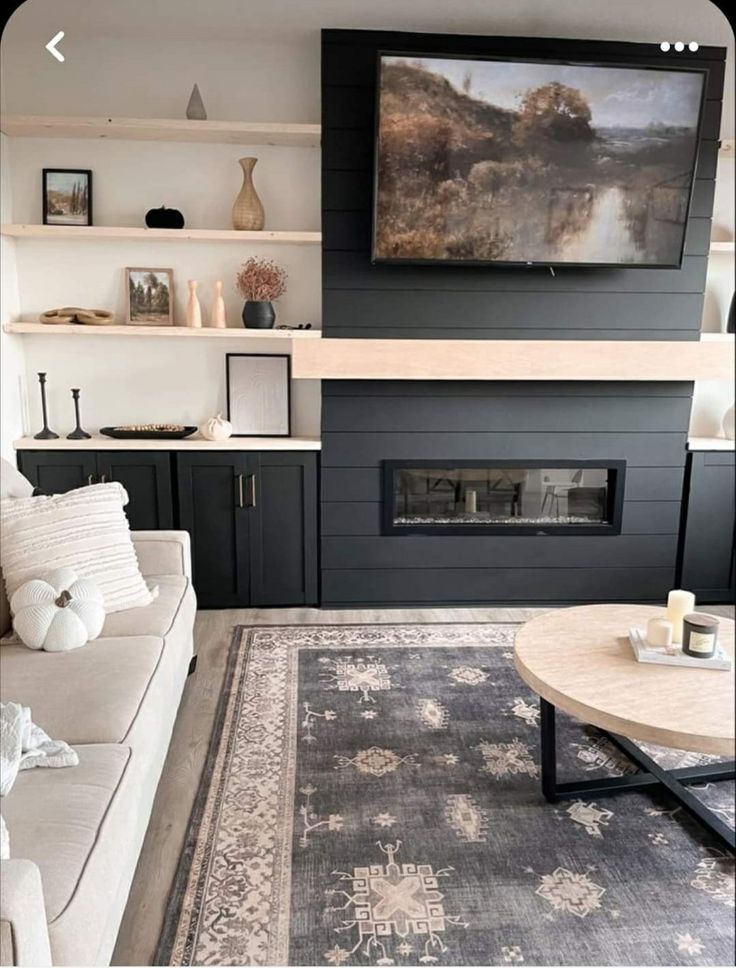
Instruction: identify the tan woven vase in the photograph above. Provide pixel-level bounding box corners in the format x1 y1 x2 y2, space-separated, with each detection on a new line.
232 157 265 231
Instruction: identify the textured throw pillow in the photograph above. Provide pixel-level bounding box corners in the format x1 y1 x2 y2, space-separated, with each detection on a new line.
0 482 153 613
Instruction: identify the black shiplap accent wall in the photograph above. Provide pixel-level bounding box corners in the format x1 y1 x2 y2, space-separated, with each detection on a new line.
319 30 724 608
320 381 692 606
321 30 725 340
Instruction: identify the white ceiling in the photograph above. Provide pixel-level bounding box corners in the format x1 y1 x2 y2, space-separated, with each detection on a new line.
4 0 733 47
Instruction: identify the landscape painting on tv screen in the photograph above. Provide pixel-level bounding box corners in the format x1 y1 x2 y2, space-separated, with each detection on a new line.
373 54 705 267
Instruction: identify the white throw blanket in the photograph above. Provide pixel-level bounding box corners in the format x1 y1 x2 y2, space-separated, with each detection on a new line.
0 701 78 797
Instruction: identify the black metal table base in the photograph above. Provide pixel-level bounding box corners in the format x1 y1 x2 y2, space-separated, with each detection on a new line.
540 698 735 852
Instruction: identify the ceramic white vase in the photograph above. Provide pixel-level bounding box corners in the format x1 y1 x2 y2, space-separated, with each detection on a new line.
723 403 735 440
210 280 226 328
232 157 265 231
186 280 202 328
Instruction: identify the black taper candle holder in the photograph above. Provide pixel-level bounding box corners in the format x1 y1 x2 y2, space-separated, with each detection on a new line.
67 388 91 440
33 372 59 440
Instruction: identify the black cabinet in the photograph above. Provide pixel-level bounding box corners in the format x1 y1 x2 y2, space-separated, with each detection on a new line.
96 453 173 530
176 453 253 608
17 451 173 532
177 451 318 609
678 451 735 603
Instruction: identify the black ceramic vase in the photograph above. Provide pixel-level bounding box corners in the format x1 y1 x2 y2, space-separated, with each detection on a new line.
242 300 275 329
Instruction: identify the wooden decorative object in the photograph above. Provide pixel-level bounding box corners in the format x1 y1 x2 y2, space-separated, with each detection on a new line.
186 280 202 328
210 281 227 328
232 157 265 230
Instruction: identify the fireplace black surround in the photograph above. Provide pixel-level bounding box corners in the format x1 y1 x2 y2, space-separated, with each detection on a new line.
383 460 626 536
318 30 725 607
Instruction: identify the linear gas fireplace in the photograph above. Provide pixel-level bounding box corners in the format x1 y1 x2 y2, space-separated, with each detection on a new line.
383 460 626 536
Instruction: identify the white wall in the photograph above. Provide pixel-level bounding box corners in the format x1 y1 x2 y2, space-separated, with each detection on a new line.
1 35 323 439
1 134 28 461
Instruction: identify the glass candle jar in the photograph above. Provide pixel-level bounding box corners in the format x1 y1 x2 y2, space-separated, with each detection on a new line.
682 613 719 659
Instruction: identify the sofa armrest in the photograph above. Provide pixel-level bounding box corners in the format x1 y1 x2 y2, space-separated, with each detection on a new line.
0 860 51 967
132 530 192 579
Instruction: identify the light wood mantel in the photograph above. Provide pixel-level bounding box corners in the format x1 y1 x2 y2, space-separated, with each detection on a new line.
291 338 735 381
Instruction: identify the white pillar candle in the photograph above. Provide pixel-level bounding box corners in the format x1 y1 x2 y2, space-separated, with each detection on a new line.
666 589 696 644
647 617 674 650
465 489 477 513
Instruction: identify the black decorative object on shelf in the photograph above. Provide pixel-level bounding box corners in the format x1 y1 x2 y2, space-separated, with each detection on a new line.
100 425 197 440
242 300 276 329
727 292 734 334
33 372 59 440
67 388 91 440
145 206 185 229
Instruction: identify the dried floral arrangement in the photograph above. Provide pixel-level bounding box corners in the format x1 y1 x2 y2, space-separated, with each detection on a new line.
235 257 288 302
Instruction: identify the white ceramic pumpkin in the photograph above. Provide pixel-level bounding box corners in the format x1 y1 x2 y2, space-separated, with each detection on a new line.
10 567 105 652
200 413 233 441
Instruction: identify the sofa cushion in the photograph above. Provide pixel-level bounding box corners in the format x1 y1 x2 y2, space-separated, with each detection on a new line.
0 482 153 613
1 744 130 923
0 636 164 745
100 574 190 639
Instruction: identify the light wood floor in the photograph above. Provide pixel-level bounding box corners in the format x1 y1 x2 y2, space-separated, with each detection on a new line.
111 603 735 967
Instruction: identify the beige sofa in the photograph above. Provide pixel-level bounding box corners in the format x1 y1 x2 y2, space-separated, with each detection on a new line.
0 531 197 967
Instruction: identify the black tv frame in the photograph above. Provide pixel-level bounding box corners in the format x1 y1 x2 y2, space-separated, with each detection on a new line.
371 49 708 270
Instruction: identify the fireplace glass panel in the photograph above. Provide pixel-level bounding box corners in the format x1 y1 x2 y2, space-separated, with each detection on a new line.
387 463 621 532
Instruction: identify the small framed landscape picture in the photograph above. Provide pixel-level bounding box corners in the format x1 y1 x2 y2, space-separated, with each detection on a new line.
125 267 174 326
226 354 291 437
42 168 92 226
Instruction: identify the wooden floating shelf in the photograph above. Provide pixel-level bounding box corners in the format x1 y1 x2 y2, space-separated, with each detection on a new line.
0 224 321 244
13 435 321 452
0 114 321 147
688 436 735 451
291 338 736 382
4 322 321 339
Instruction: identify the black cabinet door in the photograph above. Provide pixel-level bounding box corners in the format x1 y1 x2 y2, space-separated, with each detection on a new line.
249 452 318 607
17 451 97 494
96 452 173 531
177 453 251 608
679 452 735 602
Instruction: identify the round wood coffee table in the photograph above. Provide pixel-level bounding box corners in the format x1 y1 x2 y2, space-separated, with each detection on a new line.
515 604 735 851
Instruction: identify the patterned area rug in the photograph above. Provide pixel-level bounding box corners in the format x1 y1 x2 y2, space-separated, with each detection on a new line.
158 624 735 967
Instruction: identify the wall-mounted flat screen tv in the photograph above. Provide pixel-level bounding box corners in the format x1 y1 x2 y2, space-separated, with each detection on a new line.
372 53 706 268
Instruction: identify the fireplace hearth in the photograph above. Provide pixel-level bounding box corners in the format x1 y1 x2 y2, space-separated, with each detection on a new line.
383 460 626 536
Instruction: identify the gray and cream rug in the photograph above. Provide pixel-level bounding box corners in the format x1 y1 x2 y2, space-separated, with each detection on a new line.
158 624 734 967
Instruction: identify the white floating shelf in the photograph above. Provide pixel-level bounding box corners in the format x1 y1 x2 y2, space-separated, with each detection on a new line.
0 224 321 244
710 241 735 253
700 332 735 342
13 435 321 452
3 322 321 339
0 114 320 147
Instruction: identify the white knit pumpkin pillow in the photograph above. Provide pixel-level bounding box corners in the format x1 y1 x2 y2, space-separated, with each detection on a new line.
11 567 105 652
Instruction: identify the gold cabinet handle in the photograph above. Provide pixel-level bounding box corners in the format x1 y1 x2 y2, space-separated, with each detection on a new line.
237 473 245 509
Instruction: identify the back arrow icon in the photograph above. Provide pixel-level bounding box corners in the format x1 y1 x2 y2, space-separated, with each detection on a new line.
46 31 65 62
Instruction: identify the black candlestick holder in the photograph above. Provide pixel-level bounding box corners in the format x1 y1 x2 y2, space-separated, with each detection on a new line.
67 388 91 440
33 372 59 440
